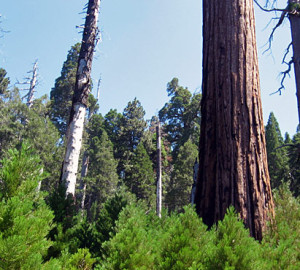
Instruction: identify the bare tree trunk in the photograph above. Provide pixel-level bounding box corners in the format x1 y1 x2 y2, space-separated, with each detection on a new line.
191 158 198 205
156 123 162 217
61 0 100 197
195 0 274 241
79 154 89 210
26 60 37 108
289 0 300 124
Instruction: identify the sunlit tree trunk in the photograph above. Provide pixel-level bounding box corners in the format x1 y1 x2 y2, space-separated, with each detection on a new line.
156 123 162 217
195 0 274 240
26 60 37 108
61 0 100 197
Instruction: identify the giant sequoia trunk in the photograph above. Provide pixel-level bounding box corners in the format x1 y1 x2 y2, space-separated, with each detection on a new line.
61 0 100 197
195 0 274 240
289 0 300 124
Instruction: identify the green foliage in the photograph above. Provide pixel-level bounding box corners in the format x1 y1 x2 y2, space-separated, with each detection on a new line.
116 98 147 176
0 68 10 95
0 144 42 200
286 131 300 196
265 112 290 189
208 207 263 270
158 206 212 270
71 191 134 260
99 204 269 270
50 43 80 136
104 109 123 148
262 183 300 269
99 204 158 269
85 128 119 211
0 89 62 193
159 78 201 159
0 143 54 269
63 248 96 270
166 139 198 211
288 2 300 14
120 98 147 152
125 142 156 207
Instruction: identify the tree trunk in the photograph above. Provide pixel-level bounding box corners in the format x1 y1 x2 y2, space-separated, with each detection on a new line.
195 0 274 241
61 0 100 197
156 123 162 217
191 158 198 205
289 0 300 124
79 153 89 210
27 60 37 108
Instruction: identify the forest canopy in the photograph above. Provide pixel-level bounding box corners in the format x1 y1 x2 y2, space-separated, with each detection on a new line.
1 0 300 269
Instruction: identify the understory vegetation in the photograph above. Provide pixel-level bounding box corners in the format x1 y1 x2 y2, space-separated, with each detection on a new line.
0 143 299 269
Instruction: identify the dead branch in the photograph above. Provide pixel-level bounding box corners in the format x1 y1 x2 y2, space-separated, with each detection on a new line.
254 0 286 12
275 143 300 154
282 42 293 64
272 59 293 95
270 42 294 95
263 10 288 54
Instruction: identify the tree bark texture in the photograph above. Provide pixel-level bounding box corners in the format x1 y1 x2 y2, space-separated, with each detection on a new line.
61 0 100 197
79 153 89 210
27 60 37 108
288 0 300 124
195 0 274 240
156 123 162 218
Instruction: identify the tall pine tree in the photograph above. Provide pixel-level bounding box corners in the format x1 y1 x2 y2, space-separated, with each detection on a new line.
50 43 81 136
125 142 156 207
159 78 201 159
265 112 290 189
166 140 198 211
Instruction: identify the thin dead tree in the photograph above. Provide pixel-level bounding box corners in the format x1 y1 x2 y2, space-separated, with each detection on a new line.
26 60 38 108
156 122 162 218
195 0 274 241
61 0 100 197
16 60 38 108
79 76 101 211
255 0 300 124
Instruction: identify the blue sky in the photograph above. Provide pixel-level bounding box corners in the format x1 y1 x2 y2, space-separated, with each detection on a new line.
0 0 298 135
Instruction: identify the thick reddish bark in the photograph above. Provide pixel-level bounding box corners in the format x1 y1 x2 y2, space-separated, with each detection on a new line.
195 0 274 240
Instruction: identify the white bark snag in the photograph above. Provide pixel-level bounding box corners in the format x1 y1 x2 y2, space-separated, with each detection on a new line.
289 0 300 124
156 123 162 218
61 0 100 197
79 154 89 209
27 60 37 108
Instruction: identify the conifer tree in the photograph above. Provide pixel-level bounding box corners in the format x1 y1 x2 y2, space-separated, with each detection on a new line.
125 142 156 207
286 131 300 196
265 112 290 189
159 78 201 159
85 129 119 211
50 43 81 136
0 89 62 192
0 68 9 95
104 109 123 149
117 98 147 176
166 140 198 211
0 143 54 269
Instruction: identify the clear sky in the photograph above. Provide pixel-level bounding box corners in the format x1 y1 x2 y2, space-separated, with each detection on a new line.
0 0 298 136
